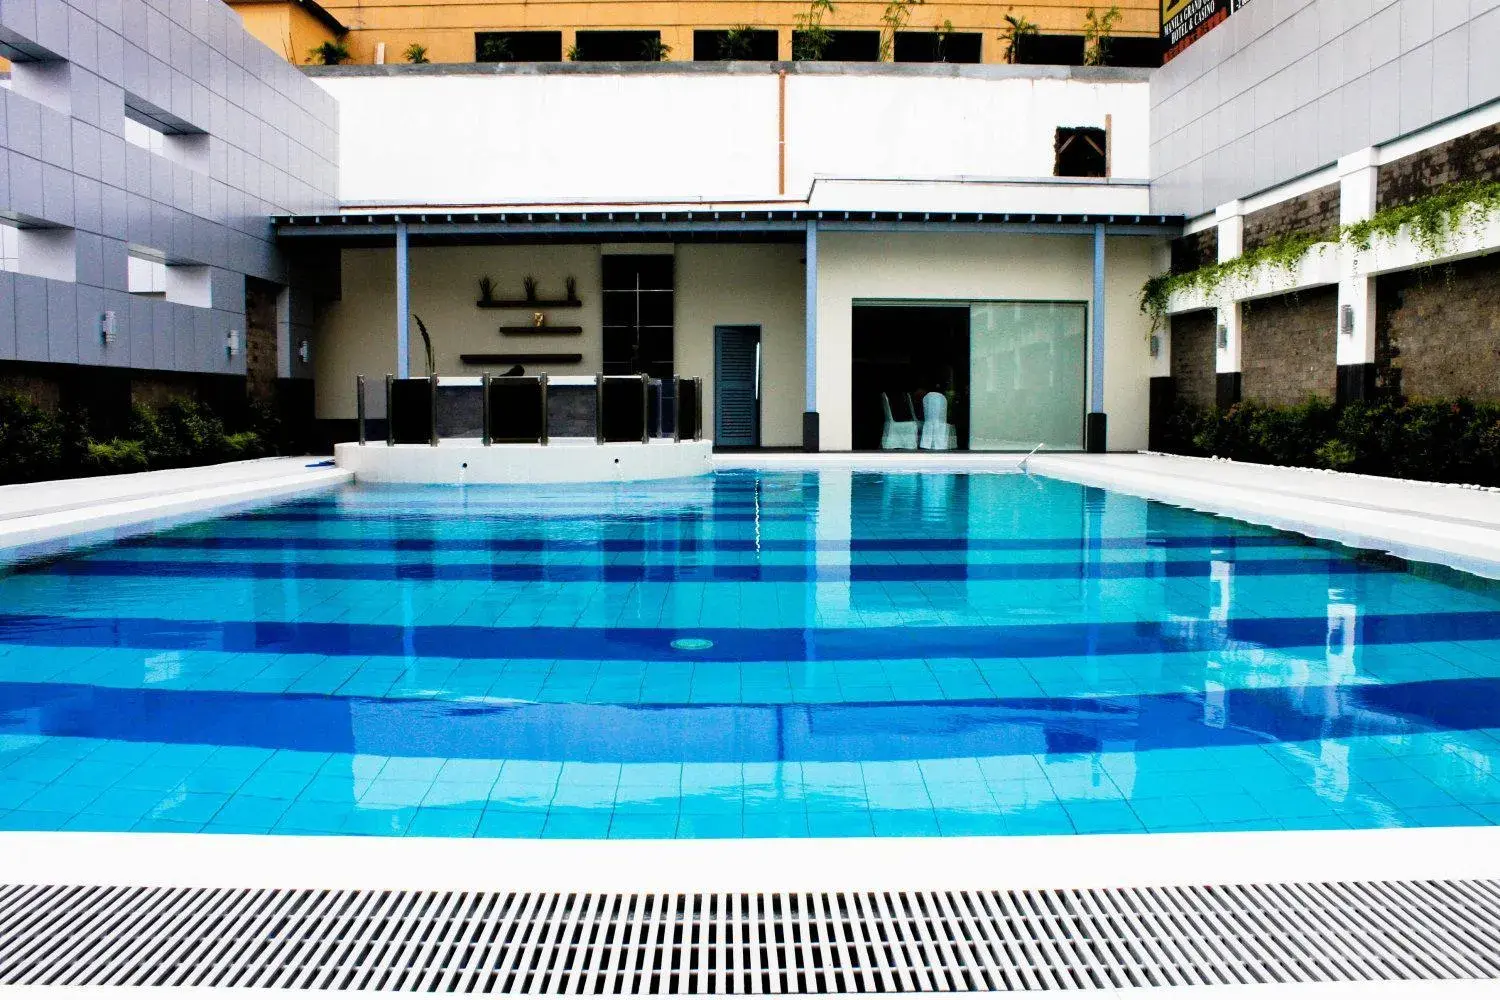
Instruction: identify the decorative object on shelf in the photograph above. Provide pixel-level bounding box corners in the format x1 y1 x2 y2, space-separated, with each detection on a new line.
478 275 495 305
413 315 437 376
565 275 577 301
523 275 538 302
532 312 548 327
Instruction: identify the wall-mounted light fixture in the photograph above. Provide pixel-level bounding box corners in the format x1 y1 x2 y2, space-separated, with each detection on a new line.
1216 324 1228 349
297 339 310 364
100 311 115 345
226 329 240 358
1149 334 1161 359
1340 304 1355 337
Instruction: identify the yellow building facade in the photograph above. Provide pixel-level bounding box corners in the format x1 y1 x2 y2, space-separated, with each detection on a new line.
229 0 1158 66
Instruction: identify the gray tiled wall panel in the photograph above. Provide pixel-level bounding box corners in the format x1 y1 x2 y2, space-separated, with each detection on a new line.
1151 0 1499 217
0 0 338 376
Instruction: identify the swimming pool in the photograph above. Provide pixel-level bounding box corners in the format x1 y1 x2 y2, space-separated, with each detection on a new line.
1 469 1499 839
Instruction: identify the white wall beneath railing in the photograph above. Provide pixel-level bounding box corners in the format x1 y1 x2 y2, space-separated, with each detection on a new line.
312 68 1152 211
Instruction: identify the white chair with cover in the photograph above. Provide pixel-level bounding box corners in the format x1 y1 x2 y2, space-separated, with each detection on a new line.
881 392 919 450
919 391 957 450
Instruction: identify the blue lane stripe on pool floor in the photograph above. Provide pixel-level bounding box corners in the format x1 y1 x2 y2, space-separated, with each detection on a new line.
0 674 1494 763
33 556 1392 584
1 609 1497 661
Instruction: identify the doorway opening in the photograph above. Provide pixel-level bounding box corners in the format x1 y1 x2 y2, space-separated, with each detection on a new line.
714 325 761 448
851 305 970 451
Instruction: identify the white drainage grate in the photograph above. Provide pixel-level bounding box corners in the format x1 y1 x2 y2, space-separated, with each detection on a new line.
1 881 1499 992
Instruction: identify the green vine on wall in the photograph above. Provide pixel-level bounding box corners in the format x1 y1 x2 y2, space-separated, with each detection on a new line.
1141 178 1500 331
1140 231 1327 330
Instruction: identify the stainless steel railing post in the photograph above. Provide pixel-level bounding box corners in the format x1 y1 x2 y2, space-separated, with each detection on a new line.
385 374 394 447
539 374 550 446
672 375 681 443
694 377 704 442
481 372 491 447
356 375 366 445
640 373 650 445
595 374 605 445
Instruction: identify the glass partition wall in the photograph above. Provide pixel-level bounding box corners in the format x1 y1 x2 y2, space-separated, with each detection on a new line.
968 301 1087 451
850 299 1087 452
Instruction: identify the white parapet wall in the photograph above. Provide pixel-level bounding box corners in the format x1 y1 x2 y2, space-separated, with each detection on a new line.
334 439 715 485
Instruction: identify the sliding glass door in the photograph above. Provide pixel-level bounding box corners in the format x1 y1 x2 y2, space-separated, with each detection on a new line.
968 302 1087 451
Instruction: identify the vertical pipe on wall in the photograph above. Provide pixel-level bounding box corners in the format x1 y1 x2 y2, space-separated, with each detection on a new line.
1087 223 1108 453
395 223 410 379
778 71 787 196
802 221 819 452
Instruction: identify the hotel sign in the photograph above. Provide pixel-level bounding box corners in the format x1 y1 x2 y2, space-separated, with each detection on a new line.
1162 0 1252 61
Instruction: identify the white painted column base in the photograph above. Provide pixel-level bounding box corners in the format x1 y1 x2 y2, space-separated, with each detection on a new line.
334 439 714 484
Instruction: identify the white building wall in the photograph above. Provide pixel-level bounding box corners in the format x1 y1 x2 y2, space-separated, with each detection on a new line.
814 231 1155 452
312 67 1152 212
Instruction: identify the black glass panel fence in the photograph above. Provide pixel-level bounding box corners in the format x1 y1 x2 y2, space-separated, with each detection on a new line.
387 377 434 445
486 377 545 444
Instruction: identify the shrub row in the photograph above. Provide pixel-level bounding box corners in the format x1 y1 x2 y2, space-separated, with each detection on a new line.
1157 396 1500 486
0 392 269 485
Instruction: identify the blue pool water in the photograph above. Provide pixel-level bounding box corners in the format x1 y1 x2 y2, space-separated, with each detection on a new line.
3 469 1500 839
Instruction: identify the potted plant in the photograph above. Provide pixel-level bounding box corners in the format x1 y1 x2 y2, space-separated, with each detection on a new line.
565 276 578 302
404 43 429 64
522 275 538 301
307 39 351 65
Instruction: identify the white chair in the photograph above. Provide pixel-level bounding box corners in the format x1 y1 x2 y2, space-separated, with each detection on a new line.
919 391 957 450
880 392 919 450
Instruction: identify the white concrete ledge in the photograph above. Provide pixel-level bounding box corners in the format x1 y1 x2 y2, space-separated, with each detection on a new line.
336 439 714 484
1031 452 1500 578
3 826 1497 894
0 458 351 566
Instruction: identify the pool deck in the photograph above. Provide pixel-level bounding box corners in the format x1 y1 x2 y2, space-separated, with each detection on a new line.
0 457 351 565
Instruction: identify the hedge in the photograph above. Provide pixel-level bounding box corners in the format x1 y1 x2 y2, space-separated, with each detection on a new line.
0 392 271 486
1157 396 1500 487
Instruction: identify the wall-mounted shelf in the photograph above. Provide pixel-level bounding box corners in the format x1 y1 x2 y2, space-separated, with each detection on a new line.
499 325 583 336
477 299 584 309
460 353 583 365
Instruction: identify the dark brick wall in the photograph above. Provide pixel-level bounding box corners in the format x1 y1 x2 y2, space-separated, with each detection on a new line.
1170 310 1217 409
1171 229 1218 274
1243 185 1341 252
1241 288 1338 405
1378 124 1500 210
1376 253 1500 402
245 278 280 404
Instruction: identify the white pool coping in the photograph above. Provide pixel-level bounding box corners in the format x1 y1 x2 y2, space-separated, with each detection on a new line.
3 826 1498 893
0 457 351 566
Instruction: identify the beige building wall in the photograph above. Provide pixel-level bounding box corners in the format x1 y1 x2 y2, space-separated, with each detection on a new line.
314 242 808 444
813 231 1156 452
297 0 1156 65
314 244 605 419
675 243 806 448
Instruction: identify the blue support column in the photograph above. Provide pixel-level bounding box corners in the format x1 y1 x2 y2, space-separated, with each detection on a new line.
802 221 819 452
395 222 410 379
1086 223 1107 453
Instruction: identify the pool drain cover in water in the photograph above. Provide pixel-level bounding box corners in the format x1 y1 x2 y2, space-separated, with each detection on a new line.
671 637 714 651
